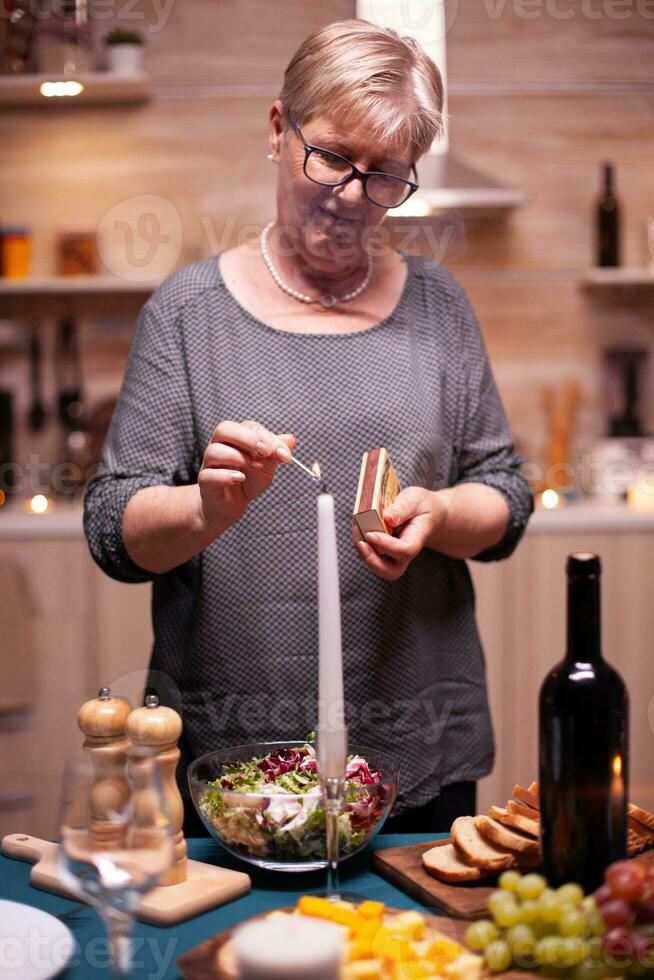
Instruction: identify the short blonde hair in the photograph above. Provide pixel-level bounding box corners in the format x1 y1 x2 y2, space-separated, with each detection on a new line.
280 19 445 161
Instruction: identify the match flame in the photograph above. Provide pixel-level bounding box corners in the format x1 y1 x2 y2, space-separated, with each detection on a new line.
613 755 622 777
311 461 321 482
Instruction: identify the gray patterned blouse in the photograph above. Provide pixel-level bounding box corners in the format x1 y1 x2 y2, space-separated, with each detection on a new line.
83 251 533 814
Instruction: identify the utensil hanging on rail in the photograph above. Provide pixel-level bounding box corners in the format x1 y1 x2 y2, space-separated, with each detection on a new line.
54 317 84 430
27 322 46 432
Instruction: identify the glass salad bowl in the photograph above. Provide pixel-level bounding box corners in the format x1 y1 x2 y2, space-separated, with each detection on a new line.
187 740 399 872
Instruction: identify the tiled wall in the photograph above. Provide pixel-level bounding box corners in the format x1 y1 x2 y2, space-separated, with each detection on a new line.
2 0 653 475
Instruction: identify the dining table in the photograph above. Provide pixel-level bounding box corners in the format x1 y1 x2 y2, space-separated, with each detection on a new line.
0 832 445 979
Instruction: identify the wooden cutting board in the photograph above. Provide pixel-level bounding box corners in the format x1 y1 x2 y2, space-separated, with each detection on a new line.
372 838 500 919
1 834 251 926
372 838 654 920
176 905 534 980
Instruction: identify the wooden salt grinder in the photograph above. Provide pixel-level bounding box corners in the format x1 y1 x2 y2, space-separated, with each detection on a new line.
126 694 187 886
77 687 132 851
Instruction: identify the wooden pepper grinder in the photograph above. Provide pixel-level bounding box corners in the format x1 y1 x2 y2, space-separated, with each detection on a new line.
77 687 132 851
126 694 187 886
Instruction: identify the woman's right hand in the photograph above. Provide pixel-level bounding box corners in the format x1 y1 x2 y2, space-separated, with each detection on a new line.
197 419 296 531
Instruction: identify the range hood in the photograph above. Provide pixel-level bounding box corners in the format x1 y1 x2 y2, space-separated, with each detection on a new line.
356 0 527 216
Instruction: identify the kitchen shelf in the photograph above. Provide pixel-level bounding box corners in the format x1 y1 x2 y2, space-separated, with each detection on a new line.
388 153 529 219
581 267 654 288
0 275 160 296
0 72 152 107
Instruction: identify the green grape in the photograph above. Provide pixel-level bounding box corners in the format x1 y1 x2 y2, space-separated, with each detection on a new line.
517 873 547 901
506 924 534 948
539 889 562 923
465 919 499 951
587 911 605 937
581 896 597 916
557 883 584 907
560 908 588 938
507 925 538 970
537 936 586 969
536 936 565 967
484 939 513 973
587 937 604 961
520 899 540 924
495 901 522 928
533 920 559 940
573 957 608 980
488 889 512 915
499 870 522 892
570 939 591 965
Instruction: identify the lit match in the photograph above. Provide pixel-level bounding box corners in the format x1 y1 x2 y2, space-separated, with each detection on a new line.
289 455 328 493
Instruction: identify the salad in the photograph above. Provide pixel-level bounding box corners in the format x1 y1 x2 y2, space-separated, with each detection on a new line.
198 742 389 862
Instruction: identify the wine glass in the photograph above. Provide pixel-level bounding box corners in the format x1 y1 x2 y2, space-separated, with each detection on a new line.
58 755 174 977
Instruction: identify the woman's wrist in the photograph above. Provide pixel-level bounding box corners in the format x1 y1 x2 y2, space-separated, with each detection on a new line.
424 484 509 559
192 482 246 540
123 483 242 575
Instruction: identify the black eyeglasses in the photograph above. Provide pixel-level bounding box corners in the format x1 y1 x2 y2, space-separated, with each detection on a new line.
289 120 419 210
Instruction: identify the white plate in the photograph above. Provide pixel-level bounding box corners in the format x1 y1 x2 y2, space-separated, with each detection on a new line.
0 900 75 979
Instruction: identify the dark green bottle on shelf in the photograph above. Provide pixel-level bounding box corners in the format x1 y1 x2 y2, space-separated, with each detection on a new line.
596 162 621 267
539 553 628 892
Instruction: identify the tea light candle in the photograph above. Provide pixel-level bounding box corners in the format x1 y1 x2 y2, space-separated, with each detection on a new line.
233 915 343 979
627 480 654 511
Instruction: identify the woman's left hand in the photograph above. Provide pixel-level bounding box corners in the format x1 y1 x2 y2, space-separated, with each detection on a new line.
353 486 440 582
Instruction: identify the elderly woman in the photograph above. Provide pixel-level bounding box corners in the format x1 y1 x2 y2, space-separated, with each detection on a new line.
84 19 533 835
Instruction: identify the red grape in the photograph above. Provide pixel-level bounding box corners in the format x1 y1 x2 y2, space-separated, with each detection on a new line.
606 861 646 903
631 932 654 968
601 898 635 928
636 899 654 924
602 927 633 969
594 883 613 907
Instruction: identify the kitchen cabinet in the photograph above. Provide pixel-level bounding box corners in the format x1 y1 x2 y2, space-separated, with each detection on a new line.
1 507 653 840
0 535 151 840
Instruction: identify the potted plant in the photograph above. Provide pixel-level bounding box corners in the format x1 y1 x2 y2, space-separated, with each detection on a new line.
103 28 144 75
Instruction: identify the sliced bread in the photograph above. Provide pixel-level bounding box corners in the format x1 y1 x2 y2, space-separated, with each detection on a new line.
513 784 540 811
422 843 485 883
507 799 540 821
628 828 649 858
489 805 540 839
451 816 517 872
474 815 541 863
628 803 654 834
628 814 654 847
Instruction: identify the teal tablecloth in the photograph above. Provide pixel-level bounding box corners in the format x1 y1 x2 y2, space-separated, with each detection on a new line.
0 834 446 979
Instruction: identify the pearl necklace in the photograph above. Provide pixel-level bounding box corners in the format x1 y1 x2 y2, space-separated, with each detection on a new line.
260 221 373 309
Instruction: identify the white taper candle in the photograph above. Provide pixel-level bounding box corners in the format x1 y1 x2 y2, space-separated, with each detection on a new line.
317 491 347 777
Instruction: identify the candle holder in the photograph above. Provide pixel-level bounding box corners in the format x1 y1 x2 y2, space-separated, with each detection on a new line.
316 724 348 901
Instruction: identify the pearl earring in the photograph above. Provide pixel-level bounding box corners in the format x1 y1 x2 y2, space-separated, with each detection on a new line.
267 153 274 160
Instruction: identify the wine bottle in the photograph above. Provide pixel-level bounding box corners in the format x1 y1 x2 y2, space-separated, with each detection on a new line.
539 553 628 892
596 163 620 267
